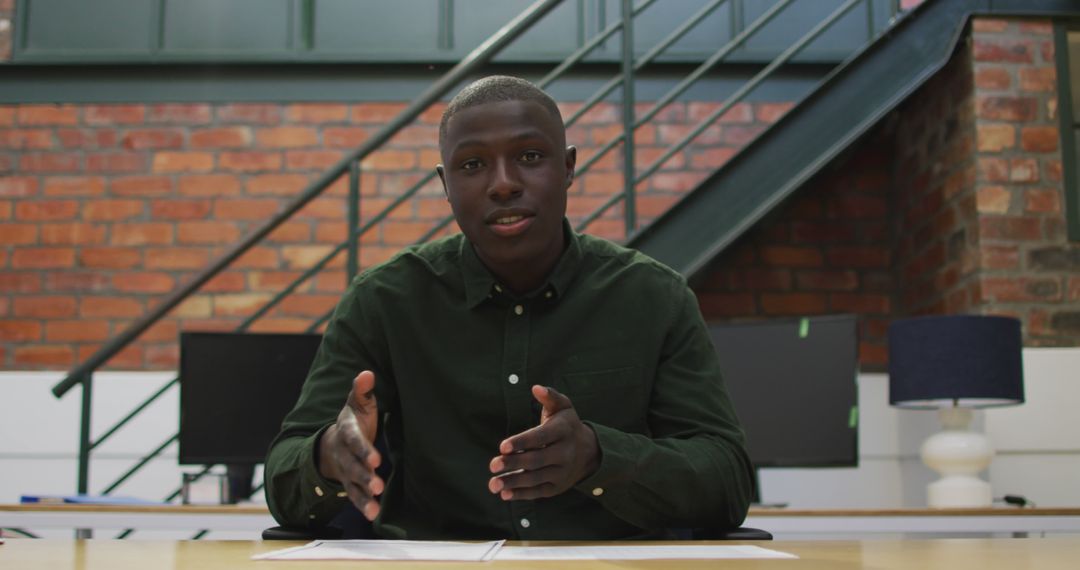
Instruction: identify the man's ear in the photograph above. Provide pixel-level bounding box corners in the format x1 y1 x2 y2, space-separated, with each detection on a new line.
436 164 448 199
564 145 577 189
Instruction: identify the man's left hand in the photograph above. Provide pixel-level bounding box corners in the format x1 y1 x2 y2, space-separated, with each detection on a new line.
487 385 600 501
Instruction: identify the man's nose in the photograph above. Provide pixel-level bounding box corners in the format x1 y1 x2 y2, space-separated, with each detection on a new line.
487 159 524 201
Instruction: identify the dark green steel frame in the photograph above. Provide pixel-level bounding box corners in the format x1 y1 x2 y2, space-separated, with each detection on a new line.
628 0 1080 278
1054 23 1080 242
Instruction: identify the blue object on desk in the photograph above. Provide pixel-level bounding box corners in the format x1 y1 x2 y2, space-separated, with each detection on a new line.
20 494 161 505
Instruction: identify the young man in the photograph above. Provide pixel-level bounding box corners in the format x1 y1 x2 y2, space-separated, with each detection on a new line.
265 76 753 540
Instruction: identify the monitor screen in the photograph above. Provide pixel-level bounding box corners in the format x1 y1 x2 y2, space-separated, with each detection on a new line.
707 315 859 469
179 331 321 465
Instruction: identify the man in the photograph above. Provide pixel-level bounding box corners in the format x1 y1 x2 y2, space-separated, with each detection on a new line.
265 75 753 540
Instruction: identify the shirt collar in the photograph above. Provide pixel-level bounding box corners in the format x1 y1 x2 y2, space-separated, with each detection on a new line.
461 218 582 309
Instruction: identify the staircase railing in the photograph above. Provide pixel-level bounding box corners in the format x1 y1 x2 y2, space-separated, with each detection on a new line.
50 0 905 538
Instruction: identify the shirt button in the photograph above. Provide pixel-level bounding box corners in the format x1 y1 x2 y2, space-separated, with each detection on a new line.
309 514 316 520
544 291 553 299
495 284 503 293
508 374 519 385
520 518 531 529
592 487 604 497
314 486 324 497
336 491 348 498
514 305 524 315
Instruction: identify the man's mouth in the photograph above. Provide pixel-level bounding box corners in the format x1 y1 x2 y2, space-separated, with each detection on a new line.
494 215 525 225
487 213 534 237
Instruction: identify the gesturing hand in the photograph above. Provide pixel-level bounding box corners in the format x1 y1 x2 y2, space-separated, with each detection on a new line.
317 370 384 520
487 385 599 501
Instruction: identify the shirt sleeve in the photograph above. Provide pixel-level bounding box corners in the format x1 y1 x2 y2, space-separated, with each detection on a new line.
572 277 755 531
264 275 396 529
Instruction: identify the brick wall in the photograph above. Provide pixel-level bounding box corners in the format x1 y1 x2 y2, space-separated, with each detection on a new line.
0 97 790 370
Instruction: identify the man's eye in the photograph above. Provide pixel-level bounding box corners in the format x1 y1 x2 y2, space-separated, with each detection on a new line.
520 151 542 162
460 159 482 170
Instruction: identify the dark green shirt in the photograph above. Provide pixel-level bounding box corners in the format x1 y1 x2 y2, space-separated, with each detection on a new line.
264 222 753 540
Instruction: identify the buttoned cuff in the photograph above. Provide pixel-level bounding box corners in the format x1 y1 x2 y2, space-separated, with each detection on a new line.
573 421 636 502
297 424 349 526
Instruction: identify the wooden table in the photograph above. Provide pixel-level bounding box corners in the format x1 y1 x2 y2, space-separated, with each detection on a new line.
2 538 1079 569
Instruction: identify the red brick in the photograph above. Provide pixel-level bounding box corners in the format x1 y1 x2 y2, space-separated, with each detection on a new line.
278 294 339 317
0 201 9 220
286 103 348 123
267 221 311 242
152 151 214 173
830 293 891 314
84 105 145 125
18 105 79 126
1018 21 1052 35
212 293 274 317
0 223 37 244
256 127 318 149
324 127 370 149
1070 276 1080 302
980 276 1061 303
87 152 145 173
15 200 78 220
1020 127 1058 152
980 244 1019 270
234 246 279 269
84 199 143 221
1019 67 1056 92
0 106 13 126
795 270 858 291
20 153 80 172
647 172 705 192
139 320 178 342
351 103 408 123
213 198 281 220
13 345 75 367
760 246 823 267
111 223 174 245
40 222 107 245
220 151 282 172
0 319 42 341
1008 157 1039 183
202 272 246 293
122 128 184 150
56 128 119 149
0 128 53 149
0 273 42 293
43 176 106 196
12 247 75 268
282 245 338 269
976 96 1036 121
286 150 341 170
690 147 737 169
45 271 110 292
361 150 417 171
146 344 180 368
696 292 757 318
79 247 141 269
190 127 252 149
0 176 38 197
761 293 826 315
976 124 1015 152
976 185 1011 214
974 67 1011 90
112 272 176 293
754 101 795 124
46 320 110 342
110 175 173 196
979 216 1042 241
82 344 145 369
144 247 210 269
246 173 309 196
147 104 212 124
177 221 241 244
178 174 241 197
313 221 347 243
151 199 211 220
826 246 890 268
1025 188 1060 213
247 318 313 333
722 125 765 146
973 39 1034 63
13 296 76 318
972 19 1008 33
217 103 282 124
248 270 306 292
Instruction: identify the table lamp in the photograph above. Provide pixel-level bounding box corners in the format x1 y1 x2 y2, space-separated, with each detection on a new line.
888 315 1024 508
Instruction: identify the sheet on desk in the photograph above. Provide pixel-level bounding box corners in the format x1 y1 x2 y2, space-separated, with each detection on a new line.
253 540 797 561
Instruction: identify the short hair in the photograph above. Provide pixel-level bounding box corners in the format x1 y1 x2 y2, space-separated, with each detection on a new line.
439 75 564 148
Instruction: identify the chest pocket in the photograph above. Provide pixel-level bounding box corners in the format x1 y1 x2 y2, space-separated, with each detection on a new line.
557 366 648 433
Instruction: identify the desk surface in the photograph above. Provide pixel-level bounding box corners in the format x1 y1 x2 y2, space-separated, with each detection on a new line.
2 538 1079 569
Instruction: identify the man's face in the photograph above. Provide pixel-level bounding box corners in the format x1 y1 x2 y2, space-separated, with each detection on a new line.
438 99 575 277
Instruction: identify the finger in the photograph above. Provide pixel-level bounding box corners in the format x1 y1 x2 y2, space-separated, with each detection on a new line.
492 445 560 475
500 416 569 454
350 370 377 410
531 385 573 417
488 465 560 495
344 480 381 521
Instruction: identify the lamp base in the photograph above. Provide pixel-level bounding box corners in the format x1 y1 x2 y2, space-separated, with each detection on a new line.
921 407 994 509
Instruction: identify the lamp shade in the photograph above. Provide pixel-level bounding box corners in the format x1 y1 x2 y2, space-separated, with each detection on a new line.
888 315 1024 409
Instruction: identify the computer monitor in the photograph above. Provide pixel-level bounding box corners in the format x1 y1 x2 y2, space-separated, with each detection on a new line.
178 331 321 466
707 315 859 476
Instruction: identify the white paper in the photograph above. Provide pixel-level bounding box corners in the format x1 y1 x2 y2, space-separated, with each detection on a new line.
494 544 798 560
252 539 505 561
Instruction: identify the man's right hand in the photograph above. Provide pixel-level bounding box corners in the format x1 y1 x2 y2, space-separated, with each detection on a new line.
317 370 384 521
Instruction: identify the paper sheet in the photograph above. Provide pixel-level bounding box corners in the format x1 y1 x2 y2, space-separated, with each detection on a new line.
252 539 505 561
253 540 795 562
494 544 798 560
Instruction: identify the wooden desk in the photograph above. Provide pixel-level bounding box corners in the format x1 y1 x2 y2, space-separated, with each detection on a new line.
0 504 275 535
745 507 1080 537
2 538 1079 569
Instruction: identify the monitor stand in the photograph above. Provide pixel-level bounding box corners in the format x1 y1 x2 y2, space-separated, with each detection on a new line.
749 467 789 509
226 463 255 504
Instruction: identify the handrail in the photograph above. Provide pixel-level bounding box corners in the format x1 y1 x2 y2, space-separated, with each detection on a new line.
51 0 566 400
